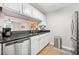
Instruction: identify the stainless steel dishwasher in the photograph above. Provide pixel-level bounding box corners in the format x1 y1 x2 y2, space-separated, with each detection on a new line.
2 38 31 55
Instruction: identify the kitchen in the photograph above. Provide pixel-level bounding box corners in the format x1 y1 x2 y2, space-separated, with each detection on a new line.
0 3 78 55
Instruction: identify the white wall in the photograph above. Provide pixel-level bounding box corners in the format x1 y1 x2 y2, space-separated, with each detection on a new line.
47 3 79 51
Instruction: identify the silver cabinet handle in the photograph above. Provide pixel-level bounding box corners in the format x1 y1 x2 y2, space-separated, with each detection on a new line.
71 20 74 35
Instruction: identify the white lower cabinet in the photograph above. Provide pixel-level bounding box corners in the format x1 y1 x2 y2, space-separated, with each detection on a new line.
3 43 16 55
3 38 30 55
21 40 30 55
40 33 50 50
31 33 51 55
38 12 47 26
40 37 45 50
0 33 51 55
15 39 30 55
31 36 40 55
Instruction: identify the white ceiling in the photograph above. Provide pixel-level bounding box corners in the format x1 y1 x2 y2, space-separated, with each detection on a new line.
31 3 72 14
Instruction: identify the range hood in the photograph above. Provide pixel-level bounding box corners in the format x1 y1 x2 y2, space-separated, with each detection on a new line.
0 7 41 23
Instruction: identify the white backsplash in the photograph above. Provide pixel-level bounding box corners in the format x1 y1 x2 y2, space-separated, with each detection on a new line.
0 15 31 31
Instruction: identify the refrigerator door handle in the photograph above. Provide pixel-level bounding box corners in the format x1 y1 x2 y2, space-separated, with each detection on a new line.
71 36 77 41
71 20 74 35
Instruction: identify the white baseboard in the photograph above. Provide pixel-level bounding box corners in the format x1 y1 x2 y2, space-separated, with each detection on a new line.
62 45 75 52
49 42 75 52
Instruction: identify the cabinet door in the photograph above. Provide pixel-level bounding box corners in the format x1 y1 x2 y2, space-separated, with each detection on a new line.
38 12 43 21
3 43 16 55
31 36 40 55
42 14 47 25
15 42 22 55
45 33 50 45
32 7 40 20
23 3 32 17
40 38 45 50
21 40 30 55
40 34 46 50
3 3 22 13
40 33 50 50
46 33 51 45
39 13 47 26
15 39 30 55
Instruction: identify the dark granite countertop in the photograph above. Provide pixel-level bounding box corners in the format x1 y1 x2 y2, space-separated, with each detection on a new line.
0 30 50 44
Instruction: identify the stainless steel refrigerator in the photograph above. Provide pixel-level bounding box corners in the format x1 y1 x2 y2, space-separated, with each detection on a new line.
71 11 79 55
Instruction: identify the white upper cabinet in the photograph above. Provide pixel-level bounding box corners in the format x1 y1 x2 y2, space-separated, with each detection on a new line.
2 3 47 25
39 13 47 26
3 3 22 14
32 7 40 20
42 14 47 26
32 7 47 25
23 3 32 17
